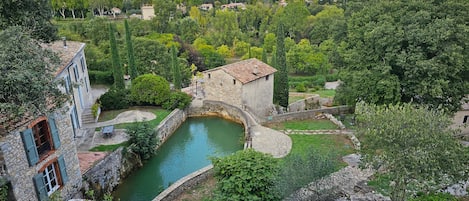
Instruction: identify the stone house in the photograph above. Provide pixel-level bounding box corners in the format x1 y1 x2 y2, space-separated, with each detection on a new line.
0 40 92 200
202 58 277 117
452 100 469 137
141 5 155 20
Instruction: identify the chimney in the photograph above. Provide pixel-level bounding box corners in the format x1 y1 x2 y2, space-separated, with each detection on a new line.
62 37 67 48
253 65 259 75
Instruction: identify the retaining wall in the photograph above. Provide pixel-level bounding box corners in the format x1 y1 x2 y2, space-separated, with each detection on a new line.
156 109 187 145
266 106 352 123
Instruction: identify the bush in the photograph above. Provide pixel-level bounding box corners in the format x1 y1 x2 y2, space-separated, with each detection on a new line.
99 88 130 111
130 74 170 105
88 70 114 85
91 103 100 118
325 73 339 82
274 148 339 198
162 91 192 110
126 121 158 160
312 75 326 87
295 82 307 92
211 149 280 201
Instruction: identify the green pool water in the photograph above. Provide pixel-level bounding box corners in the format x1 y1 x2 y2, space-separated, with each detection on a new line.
112 117 244 201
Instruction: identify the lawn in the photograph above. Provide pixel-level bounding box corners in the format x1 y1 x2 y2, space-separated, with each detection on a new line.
89 142 129 152
98 106 171 129
265 119 339 130
310 89 336 98
114 108 171 129
287 134 355 158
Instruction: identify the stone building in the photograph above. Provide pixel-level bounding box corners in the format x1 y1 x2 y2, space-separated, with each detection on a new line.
141 5 155 20
202 58 277 117
0 40 92 200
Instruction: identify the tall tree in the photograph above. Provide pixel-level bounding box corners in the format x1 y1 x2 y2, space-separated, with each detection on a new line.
171 45 182 90
125 20 138 80
0 27 66 131
337 0 469 112
274 23 289 108
0 0 57 42
109 23 125 89
356 102 469 200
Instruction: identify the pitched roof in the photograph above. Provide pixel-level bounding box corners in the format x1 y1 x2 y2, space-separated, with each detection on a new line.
42 40 85 76
208 58 277 84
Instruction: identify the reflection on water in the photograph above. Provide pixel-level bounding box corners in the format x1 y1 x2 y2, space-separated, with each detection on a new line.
113 117 244 201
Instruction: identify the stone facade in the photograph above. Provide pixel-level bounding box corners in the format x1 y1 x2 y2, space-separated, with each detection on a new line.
202 58 277 117
156 109 187 145
1 109 82 200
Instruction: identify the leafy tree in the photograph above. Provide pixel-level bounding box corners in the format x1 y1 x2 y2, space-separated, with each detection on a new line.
0 27 66 130
126 121 158 160
85 17 111 46
356 102 469 200
216 45 232 58
176 17 200 43
0 0 57 42
133 37 170 79
152 0 178 33
210 10 241 46
89 0 108 16
263 33 276 53
308 5 346 45
162 91 192 110
274 23 289 108
273 1 311 40
99 88 130 111
171 45 182 90
242 47 263 60
233 40 251 57
130 74 170 105
338 0 469 112
109 23 125 89
51 0 67 19
211 149 280 201
125 20 138 79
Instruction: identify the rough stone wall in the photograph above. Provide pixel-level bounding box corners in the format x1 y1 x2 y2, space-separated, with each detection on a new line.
1 109 82 201
156 109 187 145
153 165 213 201
241 75 275 117
288 95 321 112
452 110 469 136
203 70 243 109
266 106 352 124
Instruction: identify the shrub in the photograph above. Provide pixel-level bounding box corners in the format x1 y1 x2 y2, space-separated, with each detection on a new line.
295 82 307 92
130 74 170 105
126 121 158 160
312 75 326 87
211 149 280 201
325 73 339 82
91 103 100 118
162 91 192 110
88 70 114 85
99 88 130 111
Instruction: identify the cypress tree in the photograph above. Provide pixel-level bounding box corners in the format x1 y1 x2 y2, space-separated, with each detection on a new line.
171 45 182 90
109 23 125 89
261 47 268 63
274 23 289 108
125 20 137 80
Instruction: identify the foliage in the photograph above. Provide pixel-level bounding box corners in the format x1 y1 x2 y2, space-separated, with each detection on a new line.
295 82 306 92
0 183 7 201
0 27 66 130
338 0 469 112
88 70 114 85
409 192 458 201
91 103 100 118
263 33 276 53
274 148 339 198
99 88 130 111
126 121 158 160
211 149 280 201
171 45 182 89
133 37 170 79
162 91 192 110
273 23 289 108
109 23 125 89
356 102 469 200
210 10 241 46
114 108 170 129
89 142 129 152
125 20 138 80
216 45 232 58
0 0 57 42
130 74 170 105
269 120 338 131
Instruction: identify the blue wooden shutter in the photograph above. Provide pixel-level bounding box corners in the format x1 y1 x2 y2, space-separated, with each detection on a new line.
58 155 68 184
48 116 61 149
20 129 39 166
33 173 48 201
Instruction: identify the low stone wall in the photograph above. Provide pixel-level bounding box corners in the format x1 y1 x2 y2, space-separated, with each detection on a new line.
267 106 352 123
153 165 214 201
188 100 254 146
82 147 141 199
156 109 187 146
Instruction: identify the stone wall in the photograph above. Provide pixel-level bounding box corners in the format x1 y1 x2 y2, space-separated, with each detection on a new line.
153 165 213 201
203 69 243 109
241 74 275 117
1 109 82 201
288 95 321 112
266 106 352 124
156 109 187 145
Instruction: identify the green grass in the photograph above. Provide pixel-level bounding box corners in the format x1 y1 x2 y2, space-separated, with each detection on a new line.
367 173 392 196
288 134 355 157
310 89 336 98
114 108 171 129
289 95 307 103
335 114 356 129
98 108 136 122
89 142 129 152
266 120 339 130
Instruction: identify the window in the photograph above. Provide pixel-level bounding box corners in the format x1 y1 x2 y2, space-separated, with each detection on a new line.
21 116 61 166
33 156 68 201
73 64 79 81
80 57 86 73
266 75 269 81
64 75 71 94
233 79 236 85
464 115 468 124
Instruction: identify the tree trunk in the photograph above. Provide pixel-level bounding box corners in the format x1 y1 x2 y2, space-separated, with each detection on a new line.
81 10 84 19
60 8 66 18
71 9 76 19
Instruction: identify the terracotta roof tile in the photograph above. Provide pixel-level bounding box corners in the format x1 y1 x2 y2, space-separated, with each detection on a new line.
210 58 277 84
